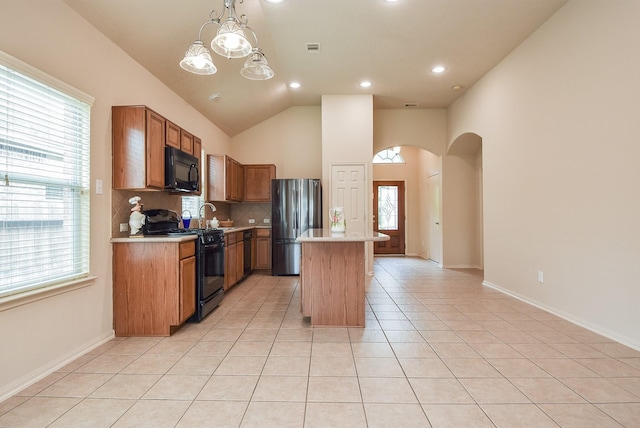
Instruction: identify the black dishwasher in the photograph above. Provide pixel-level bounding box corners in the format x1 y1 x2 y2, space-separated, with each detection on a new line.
243 229 253 277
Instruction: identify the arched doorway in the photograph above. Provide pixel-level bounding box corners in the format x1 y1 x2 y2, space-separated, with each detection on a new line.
443 133 484 269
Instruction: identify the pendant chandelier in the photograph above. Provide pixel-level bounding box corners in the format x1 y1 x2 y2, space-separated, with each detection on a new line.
179 0 275 80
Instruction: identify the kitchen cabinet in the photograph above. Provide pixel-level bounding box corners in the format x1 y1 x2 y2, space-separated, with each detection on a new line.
112 106 165 190
113 239 196 336
192 137 202 195
180 129 194 155
244 164 276 202
113 105 202 192
254 228 271 270
208 155 244 202
224 231 247 290
165 119 181 150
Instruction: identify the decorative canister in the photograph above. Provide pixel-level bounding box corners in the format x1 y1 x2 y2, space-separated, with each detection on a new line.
329 207 346 232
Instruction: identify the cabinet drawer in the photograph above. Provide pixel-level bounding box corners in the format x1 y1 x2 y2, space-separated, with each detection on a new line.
226 233 237 245
256 228 271 238
179 241 195 258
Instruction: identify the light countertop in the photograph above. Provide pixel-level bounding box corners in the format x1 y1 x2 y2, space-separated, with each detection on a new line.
297 229 390 243
111 234 198 243
111 225 271 243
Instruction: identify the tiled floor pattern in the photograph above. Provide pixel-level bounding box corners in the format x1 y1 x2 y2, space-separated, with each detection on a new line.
1 257 640 427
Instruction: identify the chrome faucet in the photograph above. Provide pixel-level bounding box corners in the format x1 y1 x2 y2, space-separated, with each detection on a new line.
198 203 217 229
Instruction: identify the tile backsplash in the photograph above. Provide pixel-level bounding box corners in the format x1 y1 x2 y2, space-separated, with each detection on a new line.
230 203 272 227
111 189 269 236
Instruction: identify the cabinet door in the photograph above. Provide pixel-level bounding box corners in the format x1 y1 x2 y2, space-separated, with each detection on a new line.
244 164 276 202
179 255 196 322
255 237 271 269
165 120 181 149
234 162 244 201
225 241 237 289
192 137 202 195
181 129 194 155
146 109 166 188
236 239 245 281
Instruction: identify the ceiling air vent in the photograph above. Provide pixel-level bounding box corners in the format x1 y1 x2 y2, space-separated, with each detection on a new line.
404 103 419 107
306 43 320 53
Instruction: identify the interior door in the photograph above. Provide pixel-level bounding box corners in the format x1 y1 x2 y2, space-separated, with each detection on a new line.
373 181 405 255
428 173 442 264
331 164 366 235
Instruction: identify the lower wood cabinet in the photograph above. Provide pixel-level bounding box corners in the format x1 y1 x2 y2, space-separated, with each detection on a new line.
224 231 246 290
254 228 271 270
113 239 196 336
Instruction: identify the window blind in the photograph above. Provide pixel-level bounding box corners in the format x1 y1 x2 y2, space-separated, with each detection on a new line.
0 52 92 298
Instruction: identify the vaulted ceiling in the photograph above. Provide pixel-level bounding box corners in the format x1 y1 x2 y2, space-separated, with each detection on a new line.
63 0 567 136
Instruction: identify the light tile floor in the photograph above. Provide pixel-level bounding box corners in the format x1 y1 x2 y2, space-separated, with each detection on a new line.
1 257 640 427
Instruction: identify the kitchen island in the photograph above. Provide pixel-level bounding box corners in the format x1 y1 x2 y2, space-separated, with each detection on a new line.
297 229 389 327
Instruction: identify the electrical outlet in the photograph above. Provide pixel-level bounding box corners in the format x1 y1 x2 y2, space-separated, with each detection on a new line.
248 218 256 224
537 271 544 283
263 218 270 224
95 179 103 195
120 223 129 232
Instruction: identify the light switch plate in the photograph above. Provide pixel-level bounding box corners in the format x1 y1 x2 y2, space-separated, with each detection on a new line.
248 219 255 224
120 223 129 232
263 218 270 224
96 179 103 194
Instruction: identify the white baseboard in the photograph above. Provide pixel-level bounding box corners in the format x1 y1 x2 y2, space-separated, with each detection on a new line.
482 280 640 352
0 330 115 402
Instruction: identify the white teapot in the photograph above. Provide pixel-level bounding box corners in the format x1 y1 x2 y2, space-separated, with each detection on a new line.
209 216 220 229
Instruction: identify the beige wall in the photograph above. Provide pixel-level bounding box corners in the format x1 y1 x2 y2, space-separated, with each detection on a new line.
0 0 230 398
374 109 447 155
448 0 640 348
231 106 322 179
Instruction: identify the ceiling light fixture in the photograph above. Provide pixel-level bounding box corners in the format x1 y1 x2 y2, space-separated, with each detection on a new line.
431 66 446 73
180 0 274 80
360 81 372 88
289 82 301 89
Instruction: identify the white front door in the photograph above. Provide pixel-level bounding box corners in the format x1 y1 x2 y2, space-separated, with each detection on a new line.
428 173 442 264
331 163 366 235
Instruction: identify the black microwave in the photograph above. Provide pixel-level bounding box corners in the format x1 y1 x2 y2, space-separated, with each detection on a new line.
165 146 199 192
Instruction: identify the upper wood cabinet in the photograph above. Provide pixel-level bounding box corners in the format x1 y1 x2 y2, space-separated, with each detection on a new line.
112 106 165 190
208 154 243 202
192 137 202 195
244 164 276 202
166 120 194 155
113 105 202 192
180 129 194 155
165 120 181 150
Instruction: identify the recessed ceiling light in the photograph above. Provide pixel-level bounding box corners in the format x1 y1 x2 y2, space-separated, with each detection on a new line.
452 85 463 91
384 0 401 3
431 66 446 73
360 81 372 88
265 0 285 4
289 82 301 89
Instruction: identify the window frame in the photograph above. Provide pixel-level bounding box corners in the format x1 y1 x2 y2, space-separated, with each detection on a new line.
0 50 95 309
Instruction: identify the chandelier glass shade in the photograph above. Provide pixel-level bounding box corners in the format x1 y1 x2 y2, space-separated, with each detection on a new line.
241 48 275 80
179 41 217 75
180 0 274 80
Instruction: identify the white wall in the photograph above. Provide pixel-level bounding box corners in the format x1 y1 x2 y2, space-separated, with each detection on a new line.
448 0 640 348
0 0 231 399
231 106 322 178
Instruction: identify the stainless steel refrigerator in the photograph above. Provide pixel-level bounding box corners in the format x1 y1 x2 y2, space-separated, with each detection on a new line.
271 179 322 275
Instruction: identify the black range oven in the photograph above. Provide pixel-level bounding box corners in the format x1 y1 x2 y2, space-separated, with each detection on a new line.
193 229 224 321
